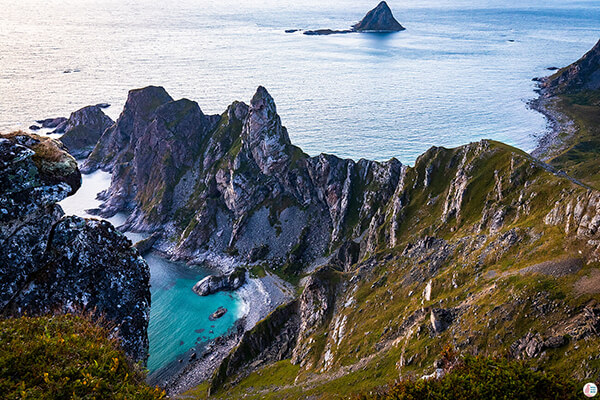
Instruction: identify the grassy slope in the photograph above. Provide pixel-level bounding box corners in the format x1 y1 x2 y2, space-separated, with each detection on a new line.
545 91 600 188
182 139 600 399
0 314 165 400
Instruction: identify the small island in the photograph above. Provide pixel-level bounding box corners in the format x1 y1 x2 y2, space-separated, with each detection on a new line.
290 1 405 36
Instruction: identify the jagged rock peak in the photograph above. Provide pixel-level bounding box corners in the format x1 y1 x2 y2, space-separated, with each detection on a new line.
242 86 292 174
82 85 174 173
543 38 600 94
125 85 174 118
353 1 405 32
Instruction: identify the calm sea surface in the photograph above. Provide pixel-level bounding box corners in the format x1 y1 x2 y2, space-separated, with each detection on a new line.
7 0 600 373
1 0 599 162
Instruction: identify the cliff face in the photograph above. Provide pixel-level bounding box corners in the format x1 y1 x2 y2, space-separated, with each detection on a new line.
205 138 600 398
542 39 600 95
0 132 151 363
59 105 114 159
83 86 402 273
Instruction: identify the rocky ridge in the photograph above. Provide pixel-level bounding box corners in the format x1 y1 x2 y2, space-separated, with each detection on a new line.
541 38 600 95
82 85 402 276
0 132 150 363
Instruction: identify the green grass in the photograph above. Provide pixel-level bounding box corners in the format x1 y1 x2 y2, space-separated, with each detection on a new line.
546 90 600 188
352 355 578 400
0 314 165 400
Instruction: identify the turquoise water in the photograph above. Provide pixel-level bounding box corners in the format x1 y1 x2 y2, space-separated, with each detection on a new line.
146 253 242 372
1 1 600 163
59 168 244 373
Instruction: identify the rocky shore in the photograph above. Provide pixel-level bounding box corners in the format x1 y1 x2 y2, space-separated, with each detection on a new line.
528 92 576 161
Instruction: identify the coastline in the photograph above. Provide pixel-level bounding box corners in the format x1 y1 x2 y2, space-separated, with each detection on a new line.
528 83 577 161
151 270 295 395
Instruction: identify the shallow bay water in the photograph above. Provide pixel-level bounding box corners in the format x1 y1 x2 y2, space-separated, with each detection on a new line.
59 168 243 372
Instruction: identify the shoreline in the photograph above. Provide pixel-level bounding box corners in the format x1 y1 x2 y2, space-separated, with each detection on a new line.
528 82 577 161
149 270 295 395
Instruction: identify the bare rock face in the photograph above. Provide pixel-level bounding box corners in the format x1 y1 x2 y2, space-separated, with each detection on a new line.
59 105 114 159
82 85 174 174
0 132 151 364
242 86 291 175
80 86 402 270
542 39 600 95
352 1 405 32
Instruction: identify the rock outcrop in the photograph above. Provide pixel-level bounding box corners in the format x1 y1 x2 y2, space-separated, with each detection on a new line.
352 1 405 32
36 117 67 130
59 105 114 159
81 86 402 272
0 132 150 363
193 267 246 296
542 38 600 95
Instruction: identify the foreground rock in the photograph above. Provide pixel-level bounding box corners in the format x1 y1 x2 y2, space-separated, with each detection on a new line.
193 267 246 296
299 1 405 35
59 105 114 159
0 132 150 363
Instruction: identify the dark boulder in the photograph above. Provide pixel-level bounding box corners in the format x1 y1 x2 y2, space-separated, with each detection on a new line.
209 307 228 321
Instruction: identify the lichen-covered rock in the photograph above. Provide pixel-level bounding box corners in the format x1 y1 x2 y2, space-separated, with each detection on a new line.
193 267 246 296
8 216 151 363
59 105 114 159
0 132 151 364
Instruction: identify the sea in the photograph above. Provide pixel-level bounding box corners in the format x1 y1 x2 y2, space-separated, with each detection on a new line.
3 0 600 372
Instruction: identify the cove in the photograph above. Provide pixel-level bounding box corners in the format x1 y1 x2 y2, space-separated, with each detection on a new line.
59 166 244 372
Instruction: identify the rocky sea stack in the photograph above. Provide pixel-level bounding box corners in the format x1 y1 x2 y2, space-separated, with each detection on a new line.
352 1 405 32
0 132 150 363
299 1 405 35
59 105 114 159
